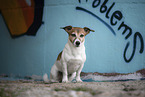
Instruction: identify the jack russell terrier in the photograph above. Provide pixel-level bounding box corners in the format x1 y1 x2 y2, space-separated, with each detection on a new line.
43 26 94 83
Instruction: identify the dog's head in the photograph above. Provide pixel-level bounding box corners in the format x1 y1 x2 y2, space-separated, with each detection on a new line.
61 25 95 47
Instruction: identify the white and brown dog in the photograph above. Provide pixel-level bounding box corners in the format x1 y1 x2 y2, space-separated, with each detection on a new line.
43 26 94 83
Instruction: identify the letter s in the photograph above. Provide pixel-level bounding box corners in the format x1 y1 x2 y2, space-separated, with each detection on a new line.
124 32 144 63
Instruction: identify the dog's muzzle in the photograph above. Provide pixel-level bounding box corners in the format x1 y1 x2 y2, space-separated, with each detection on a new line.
75 41 80 47
74 38 81 47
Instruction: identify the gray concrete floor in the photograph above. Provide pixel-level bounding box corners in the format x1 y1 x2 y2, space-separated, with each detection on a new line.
0 80 145 97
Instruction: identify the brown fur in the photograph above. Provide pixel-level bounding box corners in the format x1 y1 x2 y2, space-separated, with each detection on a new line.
68 28 85 45
57 51 62 61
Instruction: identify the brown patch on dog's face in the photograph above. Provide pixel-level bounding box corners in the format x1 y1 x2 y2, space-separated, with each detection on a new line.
61 26 95 47
69 27 85 43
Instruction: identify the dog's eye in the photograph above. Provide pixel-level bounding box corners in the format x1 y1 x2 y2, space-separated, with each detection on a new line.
71 34 76 37
80 34 84 37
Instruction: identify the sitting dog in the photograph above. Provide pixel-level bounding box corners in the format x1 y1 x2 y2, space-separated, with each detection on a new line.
43 26 94 83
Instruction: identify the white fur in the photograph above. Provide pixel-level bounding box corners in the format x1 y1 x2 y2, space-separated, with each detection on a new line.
43 39 86 83
43 73 49 83
73 38 81 47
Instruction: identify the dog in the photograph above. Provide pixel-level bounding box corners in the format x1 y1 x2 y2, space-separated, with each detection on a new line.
43 25 94 83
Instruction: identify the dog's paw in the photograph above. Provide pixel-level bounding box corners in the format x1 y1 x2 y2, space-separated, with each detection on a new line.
62 79 69 83
62 80 69 83
76 78 83 83
76 80 83 83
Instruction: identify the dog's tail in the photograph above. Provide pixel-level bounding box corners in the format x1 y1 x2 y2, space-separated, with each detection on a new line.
43 73 50 83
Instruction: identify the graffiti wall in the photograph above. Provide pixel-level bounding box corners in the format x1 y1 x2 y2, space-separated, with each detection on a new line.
0 0 145 80
0 0 44 38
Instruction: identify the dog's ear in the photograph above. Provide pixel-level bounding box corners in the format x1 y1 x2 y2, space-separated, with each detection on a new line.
60 26 72 34
83 27 95 35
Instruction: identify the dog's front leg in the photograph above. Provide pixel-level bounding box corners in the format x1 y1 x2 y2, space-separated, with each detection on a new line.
76 64 84 82
62 62 68 83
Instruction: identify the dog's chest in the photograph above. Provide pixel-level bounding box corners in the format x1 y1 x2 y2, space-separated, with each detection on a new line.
62 42 86 74
67 59 83 74
63 42 86 62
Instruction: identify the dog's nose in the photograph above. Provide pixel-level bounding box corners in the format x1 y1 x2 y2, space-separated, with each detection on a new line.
76 41 80 46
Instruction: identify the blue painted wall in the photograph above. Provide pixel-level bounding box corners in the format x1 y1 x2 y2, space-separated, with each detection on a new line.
0 0 145 77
